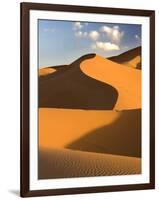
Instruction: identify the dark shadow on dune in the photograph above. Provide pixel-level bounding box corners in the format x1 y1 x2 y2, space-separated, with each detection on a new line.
39 54 118 110
66 109 141 158
136 62 141 69
108 46 141 70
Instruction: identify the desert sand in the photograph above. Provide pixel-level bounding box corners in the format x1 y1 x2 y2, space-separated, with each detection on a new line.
39 108 141 157
39 148 141 179
39 67 56 76
38 48 142 179
80 55 141 110
109 46 141 69
39 54 118 110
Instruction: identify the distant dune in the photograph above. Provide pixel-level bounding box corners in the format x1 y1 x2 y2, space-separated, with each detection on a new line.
109 46 141 69
80 54 141 110
39 148 141 179
39 108 141 157
39 67 56 76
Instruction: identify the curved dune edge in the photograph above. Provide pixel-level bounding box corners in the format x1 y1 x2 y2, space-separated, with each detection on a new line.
122 55 141 69
39 108 121 149
80 55 141 110
38 55 118 110
109 46 141 69
38 148 141 179
39 67 56 76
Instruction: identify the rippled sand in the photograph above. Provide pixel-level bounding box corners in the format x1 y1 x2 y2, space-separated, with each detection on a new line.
39 148 141 179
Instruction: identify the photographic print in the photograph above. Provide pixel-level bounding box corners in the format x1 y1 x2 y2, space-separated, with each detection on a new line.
38 20 142 179
21 3 155 197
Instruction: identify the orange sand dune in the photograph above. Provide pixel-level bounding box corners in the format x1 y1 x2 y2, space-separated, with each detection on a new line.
39 67 56 76
39 148 141 179
39 108 120 148
38 51 142 179
39 54 118 110
80 55 141 110
39 108 141 157
109 46 141 69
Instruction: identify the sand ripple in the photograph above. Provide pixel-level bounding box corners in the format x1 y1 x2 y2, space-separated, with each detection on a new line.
39 148 141 179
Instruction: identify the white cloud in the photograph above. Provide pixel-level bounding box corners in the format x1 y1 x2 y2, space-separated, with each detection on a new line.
100 26 112 34
75 31 88 38
100 25 124 43
74 22 83 30
113 25 119 29
89 30 100 41
135 34 140 40
92 41 120 51
44 28 55 32
83 32 88 37
75 31 83 37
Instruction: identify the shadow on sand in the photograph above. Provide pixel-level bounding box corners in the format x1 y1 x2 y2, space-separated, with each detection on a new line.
39 54 118 110
66 109 141 158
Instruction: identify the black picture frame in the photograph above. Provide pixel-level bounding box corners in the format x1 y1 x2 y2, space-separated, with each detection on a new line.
20 2 155 197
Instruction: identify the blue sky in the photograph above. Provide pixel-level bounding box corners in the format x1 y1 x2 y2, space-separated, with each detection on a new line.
38 20 141 67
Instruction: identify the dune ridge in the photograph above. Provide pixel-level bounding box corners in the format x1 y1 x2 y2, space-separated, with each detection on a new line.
39 54 118 110
80 54 141 110
38 48 142 179
109 46 141 69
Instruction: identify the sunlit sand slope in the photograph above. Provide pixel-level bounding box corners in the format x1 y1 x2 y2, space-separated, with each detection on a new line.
39 108 141 157
80 55 141 110
39 108 120 148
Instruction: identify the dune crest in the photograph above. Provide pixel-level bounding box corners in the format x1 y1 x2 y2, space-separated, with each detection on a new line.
39 54 118 110
80 54 141 110
109 46 141 69
122 55 141 69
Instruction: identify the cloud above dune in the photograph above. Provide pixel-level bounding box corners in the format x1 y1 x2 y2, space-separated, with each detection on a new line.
74 22 89 38
73 22 125 52
100 25 124 43
135 34 140 40
73 22 83 30
89 30 100 41
43 28 55 32
92 42 120 51
75 31 88 38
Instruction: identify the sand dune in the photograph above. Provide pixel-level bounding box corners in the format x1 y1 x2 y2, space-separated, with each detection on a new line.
39 67 56 76
109 46 141 69
67 109 141 157
39 108 141 157
38 49 142 179
39 148 141 179
80 55 141 110
39 54 118 110
39 108 120 149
